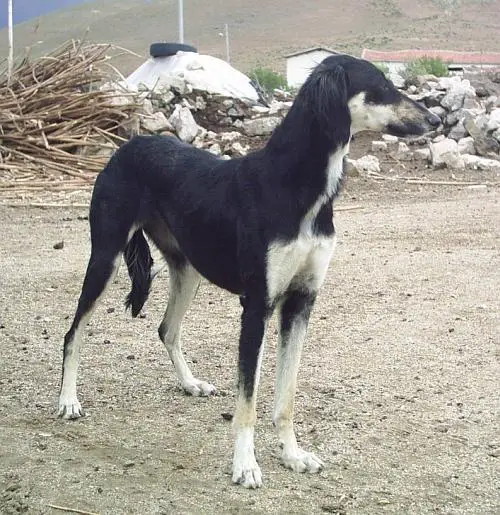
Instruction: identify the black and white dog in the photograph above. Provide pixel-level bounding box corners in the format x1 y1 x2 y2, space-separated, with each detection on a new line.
58 55 440 488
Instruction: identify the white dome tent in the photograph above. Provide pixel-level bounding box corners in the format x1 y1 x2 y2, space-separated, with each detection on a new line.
124 46 259 103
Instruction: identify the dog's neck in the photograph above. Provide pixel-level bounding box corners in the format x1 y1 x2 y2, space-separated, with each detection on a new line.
324 140 350 199
265 102 351 206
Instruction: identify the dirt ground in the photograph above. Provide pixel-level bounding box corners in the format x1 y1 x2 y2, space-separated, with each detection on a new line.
0 159 499 514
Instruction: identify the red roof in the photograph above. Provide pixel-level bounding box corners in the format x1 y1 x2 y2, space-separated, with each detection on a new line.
361 49 500 65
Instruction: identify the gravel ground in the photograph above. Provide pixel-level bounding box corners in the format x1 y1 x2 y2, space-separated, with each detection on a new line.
0 167 499 514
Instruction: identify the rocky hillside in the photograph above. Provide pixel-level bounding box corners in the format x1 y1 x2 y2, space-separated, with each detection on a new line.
0 0 499 75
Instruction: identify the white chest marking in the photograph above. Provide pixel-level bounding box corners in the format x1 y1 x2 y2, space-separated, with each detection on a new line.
266 236 336 301
266 145 348 301
300 145 349 237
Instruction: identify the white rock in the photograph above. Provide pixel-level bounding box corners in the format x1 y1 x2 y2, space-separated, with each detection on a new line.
231 141 249 156
395 141 413 160
448 120 467 141
108 93 135 107
159 90 176 105
462 154 500 171
484 96 498 111
141 98 154 116
168 75 193 95
350 155 380 175
181 98 194 110
141 111 173 133
391 74 405 88
191 136 205 149
414 148 431 161
243 116 281 136
397 141 410 153
433 134 446 143
429 138 464 169
168 104 200 143
371 141 388 152
463 97 482 110
251 105 271 114
197 126 207 140
269 100 289 115
458 137 476 155
438 76 464 90
486 108 500 132
208 143 222 156
382 134 398 143
220 131 242 143
194 96 207 111
440 79 476 112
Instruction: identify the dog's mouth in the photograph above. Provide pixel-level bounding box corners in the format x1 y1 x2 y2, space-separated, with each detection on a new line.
386 121 427 138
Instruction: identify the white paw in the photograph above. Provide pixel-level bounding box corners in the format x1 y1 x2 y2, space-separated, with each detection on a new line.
281 449 324 473
57 396 84 419
182 378 216 397
232 457 263 489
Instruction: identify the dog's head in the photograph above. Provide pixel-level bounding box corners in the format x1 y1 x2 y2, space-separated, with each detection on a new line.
300 54 440 140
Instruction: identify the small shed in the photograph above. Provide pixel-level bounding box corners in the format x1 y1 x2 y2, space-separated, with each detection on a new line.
361 49 500 75
285 47 340 88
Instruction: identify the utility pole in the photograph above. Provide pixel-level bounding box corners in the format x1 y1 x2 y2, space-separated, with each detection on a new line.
219 24 230 63
7 0 13 85
224 23 230 63
178 0 184 43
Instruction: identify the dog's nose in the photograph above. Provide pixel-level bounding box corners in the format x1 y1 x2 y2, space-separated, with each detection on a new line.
426 112 441 127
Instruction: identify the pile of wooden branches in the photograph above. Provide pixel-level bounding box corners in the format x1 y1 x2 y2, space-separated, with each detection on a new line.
0 40 138 193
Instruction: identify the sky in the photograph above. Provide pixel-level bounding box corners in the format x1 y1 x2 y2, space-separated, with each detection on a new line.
0 0 97 28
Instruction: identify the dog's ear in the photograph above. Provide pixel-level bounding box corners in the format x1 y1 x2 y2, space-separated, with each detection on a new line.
300 64 351 143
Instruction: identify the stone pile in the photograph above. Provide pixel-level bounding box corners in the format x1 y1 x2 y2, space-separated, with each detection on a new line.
112 70 500 174
120 80 293 159
348 73 500 174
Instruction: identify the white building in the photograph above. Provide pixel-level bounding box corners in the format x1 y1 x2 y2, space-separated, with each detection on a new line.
285 47 340 88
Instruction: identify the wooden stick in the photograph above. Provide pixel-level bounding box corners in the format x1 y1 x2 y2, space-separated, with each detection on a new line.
334 205 364 212
46 503 99 515
0 202 90 208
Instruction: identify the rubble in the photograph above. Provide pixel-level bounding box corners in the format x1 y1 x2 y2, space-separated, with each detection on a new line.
346 155 381 176
103 65 500 174
364 71 500 171
243 117 282 136
168 105 200 143
141 111 173 134
430 139 464 169
462 154 500 171
104 55 500 174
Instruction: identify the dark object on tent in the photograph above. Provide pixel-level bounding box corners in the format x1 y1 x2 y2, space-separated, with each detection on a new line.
150 43 197 58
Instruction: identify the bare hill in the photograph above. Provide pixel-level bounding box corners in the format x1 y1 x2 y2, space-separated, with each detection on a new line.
1 0 500 75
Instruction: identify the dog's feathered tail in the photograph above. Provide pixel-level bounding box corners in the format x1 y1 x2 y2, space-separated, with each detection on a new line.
124 229 154 317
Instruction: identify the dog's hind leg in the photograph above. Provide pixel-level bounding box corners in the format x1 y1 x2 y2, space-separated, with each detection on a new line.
232 295 271 489
58 245 123 419
158 259 216 396
273 289 324 473
58 184 139 419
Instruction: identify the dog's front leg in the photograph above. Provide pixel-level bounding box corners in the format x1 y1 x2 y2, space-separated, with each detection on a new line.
273 289 324 473
232 297 270 489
